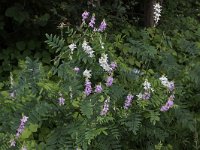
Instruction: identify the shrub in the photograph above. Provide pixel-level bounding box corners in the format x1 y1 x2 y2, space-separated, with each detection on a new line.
0 12 178 149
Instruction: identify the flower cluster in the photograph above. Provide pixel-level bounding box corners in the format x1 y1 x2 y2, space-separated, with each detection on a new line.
82 40 95 57
100 97 110 116
99 54 112 72
98 19 107 32
124 94 134 109
16 116 28 138
84 79 92 96
137 79 153 100
89 14 95 28
83 69 92 96
160 95 174 112
159 75 175 112
82 11 89 22
153 3 162 26
69 43 76 54
159 75 175 92
81 11 107 32
10 116 28 147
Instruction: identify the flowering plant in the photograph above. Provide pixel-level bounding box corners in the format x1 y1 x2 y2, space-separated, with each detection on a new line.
0 11 177 149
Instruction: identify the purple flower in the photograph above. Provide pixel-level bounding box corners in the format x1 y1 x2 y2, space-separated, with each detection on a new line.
110 62 117 71
124 94 134 109
168 81 175 91
95 84 103 93
58 97 65 106
106 76 113 87
21 116 28 123
82 11 89 22
160 95 175 112
166 100 174 108
16 115 28 138
98 19 107 32
160 105 169 112
84 79 92 96
89 15 95 28
100 98 110 116
74 67 80 73
142 92 151 100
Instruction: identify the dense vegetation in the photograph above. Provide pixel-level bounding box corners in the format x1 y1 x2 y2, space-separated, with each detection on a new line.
0 0 200 149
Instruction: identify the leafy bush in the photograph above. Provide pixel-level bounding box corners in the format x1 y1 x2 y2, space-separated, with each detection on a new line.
0 12 179 149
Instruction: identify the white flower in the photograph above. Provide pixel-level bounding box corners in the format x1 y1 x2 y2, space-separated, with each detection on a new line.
143 79 154 92
21 146 27 150
69 43 76 54
99 54 112 72
133 68 140 74
136 93 143 100
83 69 92 79
153 3 162 26
143 80 151 90
159 75 169 87
82 40 94 57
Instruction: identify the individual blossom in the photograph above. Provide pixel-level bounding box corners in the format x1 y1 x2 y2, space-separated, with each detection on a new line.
167 81 175 92
99 54 112 72
83 69 92 79
58 96 65 106
136 93 143 100
10 91 16 98
159 75 169 87
100 97 110 116
82 40 95 57
95 84 103 93
74 67 80 73
142 92 151 100
84 79 92 96
89 14 95 28
68 43 76 54
10 139 16 147
106 76 113 87
16 116 28 138
160 105 169 112
133 68 140 74
153 3 162 26
160 95 175 112
57 22 66 29
110 62 117 71
98 19 107 32
21 146 27 150
159 75 175 92
124 94 134 109
99 36 105 49
82 11 89 22
143 79 151 91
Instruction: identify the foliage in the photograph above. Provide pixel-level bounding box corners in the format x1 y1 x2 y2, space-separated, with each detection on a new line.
0 0 200 149
0 12 181 149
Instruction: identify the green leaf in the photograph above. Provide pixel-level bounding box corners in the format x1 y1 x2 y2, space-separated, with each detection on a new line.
80 101 93 119
20 128 32 139
5 6 29 23
29 123 39 132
